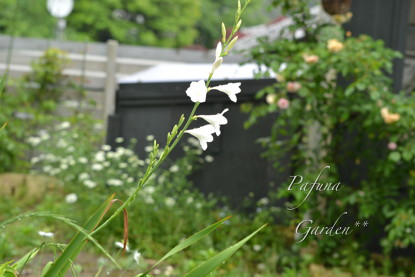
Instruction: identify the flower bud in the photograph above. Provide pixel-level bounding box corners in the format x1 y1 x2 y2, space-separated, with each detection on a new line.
221 22 227 44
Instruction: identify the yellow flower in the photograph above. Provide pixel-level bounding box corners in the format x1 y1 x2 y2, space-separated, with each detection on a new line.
327 39 344 52
380 107 400 124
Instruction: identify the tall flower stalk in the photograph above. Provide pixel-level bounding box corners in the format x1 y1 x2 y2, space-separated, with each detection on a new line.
90 0 250 243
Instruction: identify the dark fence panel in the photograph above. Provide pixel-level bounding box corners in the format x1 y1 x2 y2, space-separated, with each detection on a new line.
345 0 411 92
107 79 288 206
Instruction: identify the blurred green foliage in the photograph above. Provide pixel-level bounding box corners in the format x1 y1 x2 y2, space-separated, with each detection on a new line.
0 48 70 173
0 0 274 48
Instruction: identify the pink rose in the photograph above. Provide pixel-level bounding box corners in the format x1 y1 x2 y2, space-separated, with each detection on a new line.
277 98 289 109
387 142 397 150
286 81 301 93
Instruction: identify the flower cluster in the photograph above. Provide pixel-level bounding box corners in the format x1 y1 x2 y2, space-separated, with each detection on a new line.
184 42 241 150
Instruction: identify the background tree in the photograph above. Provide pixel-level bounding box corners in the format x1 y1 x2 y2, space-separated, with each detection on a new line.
0 0 276 48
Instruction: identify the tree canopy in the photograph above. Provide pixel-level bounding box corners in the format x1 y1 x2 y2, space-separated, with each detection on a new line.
0 0 274 48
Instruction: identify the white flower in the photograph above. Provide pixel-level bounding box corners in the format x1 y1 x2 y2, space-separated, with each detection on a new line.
211 42 223 74
92 163 103 171
84 180 97 188
197 108 229 136
38 231 54 238
133 250 141 264
56 121 70 130
205 155 214 163
186 80 208 103
144 196 155 204
144 146 153 152
146 135 155 141
79 172 89 180
115 137 124 143
102 144 111 151
108 179 123 186
185 125 216 150
253 244 262 252
27 137 41 146
31 157 40 164
115 241 129 251
79 157 88 164
169 165 179 173
119 162 127 168
65 193 78 204
210 82 241 102
165 197 176 207
94 151 105 162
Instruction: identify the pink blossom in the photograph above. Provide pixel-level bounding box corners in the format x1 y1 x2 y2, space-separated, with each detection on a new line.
277 98 289 109
286 82 301 93
387 142 397 150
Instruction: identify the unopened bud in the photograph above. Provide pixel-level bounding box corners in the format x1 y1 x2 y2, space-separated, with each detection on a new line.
221 22 226 44
235 19 242 33
211 57 223 74
225 36 238 54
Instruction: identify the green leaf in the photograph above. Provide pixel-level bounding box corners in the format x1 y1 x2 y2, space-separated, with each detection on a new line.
184 224 267 277
389 151 401 162
13 248 39 272
42 194 118 277
138 216 231 276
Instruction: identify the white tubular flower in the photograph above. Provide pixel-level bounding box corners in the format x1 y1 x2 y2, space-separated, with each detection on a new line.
197 108 229 136
210 82 241 102
185 125 216 150
211 42 223 74
186 80 208 103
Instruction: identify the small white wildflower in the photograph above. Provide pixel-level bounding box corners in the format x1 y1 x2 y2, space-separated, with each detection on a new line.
38 231 54 238
43 165 52 173
92 163 103 171
146 135 155 141
30 157 40 164
84 180 97 188
164 265 174 276
127 177 134 183
60 163 68 170
114 241 129 251
108 179 123 186
258 197 270 206
94 151 105 162
133 250 141 264
115 137 124 143
78 157 88 164
165 197 176 207
27 137 41 146
93 123 103 130
211 42 223 74
137 159 145 166
186 197 194 204
144 196 155 204
57 139 68 148
56 121 70 130
169 165 179 173
102 144 111 151
65 193 78 204
253 244 262 252
144 145 153 152
67 146 75 153
79 172 89 180
103 161 110 167
119 162 127 168
205 155 214 163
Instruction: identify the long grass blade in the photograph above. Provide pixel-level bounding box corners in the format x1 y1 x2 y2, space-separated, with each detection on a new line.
43 194 117 277
138 216 231 276
184 224 267 277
